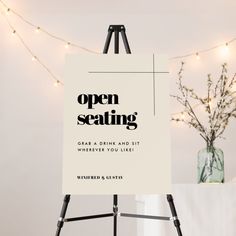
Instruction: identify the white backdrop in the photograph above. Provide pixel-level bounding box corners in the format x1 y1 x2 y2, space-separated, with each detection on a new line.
137 184 236 236
1 0 236 235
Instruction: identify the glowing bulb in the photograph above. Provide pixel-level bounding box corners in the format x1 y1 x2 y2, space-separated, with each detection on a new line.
181 112 185 119
225 43 229 51
195 52 200 60
12 30 16 35
54 80 60 87
208 98 214 108
6 8 10 15
65 42 70 49
32 56 37 61
220 42 230 57
35 27 40 33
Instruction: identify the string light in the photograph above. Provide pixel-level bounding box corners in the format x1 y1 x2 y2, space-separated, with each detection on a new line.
31 56 37 61
1 0 236 60
220 42 230 56
171 103 201 121
181 112 185 119
0 0 236 95
64 42 70 49
0 10 63 87
208 101 212 109
225 42 229 51
0 0 99 54
54 80 60 87
195 52 200 60
5 7 10 15
35 26 40 33
219 43 229 58
170 39 235 60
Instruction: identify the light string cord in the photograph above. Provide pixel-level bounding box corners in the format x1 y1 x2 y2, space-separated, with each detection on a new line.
0 0 235 116
0 10 63 86
1 8 200 117
1 0 236 60
169 38 236 60
0 0 100 54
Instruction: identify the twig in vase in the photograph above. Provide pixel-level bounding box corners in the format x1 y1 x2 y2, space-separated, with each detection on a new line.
172 62 236 146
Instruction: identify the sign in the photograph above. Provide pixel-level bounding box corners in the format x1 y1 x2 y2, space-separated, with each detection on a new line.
63 54 171 194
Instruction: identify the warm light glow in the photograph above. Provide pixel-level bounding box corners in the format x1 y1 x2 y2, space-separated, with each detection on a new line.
171 117 182 126
6 8 10 15
65 42 70 49
54 80 60 87
220 43 230 57
196 52 200 60
2 0 236 93
181 112 185 119
208 98 215 109
225 43 229 51
35 27 40 33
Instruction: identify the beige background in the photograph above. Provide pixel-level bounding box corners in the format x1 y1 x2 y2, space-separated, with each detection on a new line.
63 55 171 194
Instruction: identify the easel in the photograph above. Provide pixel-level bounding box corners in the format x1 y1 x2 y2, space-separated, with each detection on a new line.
55 25 182 236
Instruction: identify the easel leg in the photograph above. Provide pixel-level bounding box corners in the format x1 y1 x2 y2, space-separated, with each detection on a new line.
113 195 118 236
103 27 113 54
114 30 119 54
55 195 71 236
120 28 131 54
167 194 182 236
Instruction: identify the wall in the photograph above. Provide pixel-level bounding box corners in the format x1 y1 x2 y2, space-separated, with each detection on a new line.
1 0 236 235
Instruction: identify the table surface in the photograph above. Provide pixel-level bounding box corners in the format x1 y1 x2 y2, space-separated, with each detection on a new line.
136 184 236 236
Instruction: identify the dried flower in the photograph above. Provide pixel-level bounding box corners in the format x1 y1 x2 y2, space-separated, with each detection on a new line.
172 63 236 146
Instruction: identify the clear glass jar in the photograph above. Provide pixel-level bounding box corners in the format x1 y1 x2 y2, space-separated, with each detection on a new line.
197 145 224 183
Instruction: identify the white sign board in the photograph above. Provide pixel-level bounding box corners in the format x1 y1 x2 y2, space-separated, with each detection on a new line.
63 54 171 194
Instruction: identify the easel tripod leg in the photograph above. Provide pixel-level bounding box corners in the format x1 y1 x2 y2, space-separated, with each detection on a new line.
114 30 119 54
55 195 71 236
120 28 131 54
103 27 113 54
167 194 182 236
113 195 118 236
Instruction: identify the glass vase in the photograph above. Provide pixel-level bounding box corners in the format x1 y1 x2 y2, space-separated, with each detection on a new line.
197 145 224 183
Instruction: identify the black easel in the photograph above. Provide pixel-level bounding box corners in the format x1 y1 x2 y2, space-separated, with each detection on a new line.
55 25 182 236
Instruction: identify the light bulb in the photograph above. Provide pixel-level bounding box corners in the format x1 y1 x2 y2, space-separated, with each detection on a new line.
225 43 229 51
65 42 70 49
208 98 213 108
54 80 60 87
12 30 16 35
32 56 37 61
195 52 200 60
220 42 229 57
35 27 40 33
181 112 185 119
6 8 10 15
